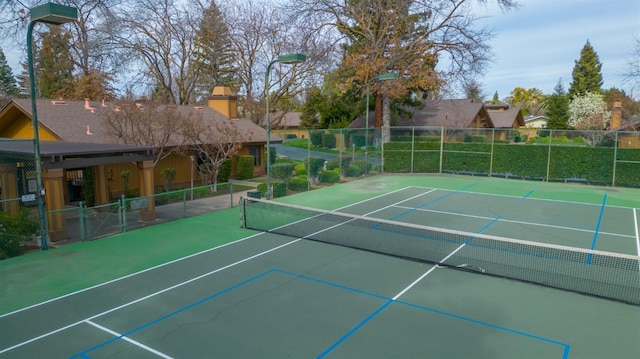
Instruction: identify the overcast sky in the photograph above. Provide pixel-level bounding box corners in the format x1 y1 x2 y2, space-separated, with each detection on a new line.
3 0 639 101
474 0 639 100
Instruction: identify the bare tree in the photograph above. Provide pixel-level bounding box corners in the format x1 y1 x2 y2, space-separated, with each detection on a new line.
181 113 248 191
289 0 519 142
219 0 334 123
100 100 186 166
109 0 231 105
623 35 640 96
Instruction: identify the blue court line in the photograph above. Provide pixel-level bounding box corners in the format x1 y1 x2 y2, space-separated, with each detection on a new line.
70 268 569 359
465 216 501 244
522 188 537 199
270 269 569 359
68 270 276 359
587 193 607 264
387 182 479 221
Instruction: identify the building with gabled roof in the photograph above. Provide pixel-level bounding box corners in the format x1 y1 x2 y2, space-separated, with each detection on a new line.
0 87 275 240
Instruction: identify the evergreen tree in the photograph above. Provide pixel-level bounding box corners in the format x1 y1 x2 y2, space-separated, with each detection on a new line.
192 2 236 102
38 26 75 99
545 79 570 129
0 48 19 97
568 40 603 98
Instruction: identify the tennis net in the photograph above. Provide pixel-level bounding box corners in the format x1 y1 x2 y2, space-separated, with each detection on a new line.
240 197 640 305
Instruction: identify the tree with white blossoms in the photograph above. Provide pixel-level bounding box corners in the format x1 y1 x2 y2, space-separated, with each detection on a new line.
568 92 611 146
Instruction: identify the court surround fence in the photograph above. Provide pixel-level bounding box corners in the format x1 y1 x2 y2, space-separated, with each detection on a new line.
274 127 640 187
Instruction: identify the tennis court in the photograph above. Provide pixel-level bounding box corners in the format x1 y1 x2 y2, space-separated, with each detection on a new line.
1 174 639 358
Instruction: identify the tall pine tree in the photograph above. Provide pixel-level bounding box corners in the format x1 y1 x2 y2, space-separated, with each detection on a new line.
545 79 570 129
0 48 19 97
568 40 603 98
38 26 75 99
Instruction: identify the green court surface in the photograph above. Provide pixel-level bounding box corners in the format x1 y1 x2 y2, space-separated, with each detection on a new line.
1 174 639 358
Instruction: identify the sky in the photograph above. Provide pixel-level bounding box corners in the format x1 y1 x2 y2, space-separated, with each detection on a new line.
473 0 640 100
2 0 639 100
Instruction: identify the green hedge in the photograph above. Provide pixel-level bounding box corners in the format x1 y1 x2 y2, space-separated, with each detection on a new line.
289 176 309 191
237 156 254 179
319 169 340 184
257 181 286 198
382 140 640 187
322 133 336 148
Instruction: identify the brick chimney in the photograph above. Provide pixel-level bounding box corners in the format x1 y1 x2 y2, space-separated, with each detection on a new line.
610 101 622 129
207 86 238 119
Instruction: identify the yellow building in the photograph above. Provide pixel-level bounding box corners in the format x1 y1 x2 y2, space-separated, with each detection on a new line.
0 87 274 240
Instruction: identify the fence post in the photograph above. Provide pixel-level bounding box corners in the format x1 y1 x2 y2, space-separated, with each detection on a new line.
79 201 86 241
439 126 444 174
410 127 415 173
612 132 618 186
489 128 495 177
545 130 552 181
183 190 187 217
120 194 126 232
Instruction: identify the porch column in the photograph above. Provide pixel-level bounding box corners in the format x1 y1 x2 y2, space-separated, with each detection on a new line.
42 168 67 241
137 160 156 221
94 165 109 205
0 164 19 215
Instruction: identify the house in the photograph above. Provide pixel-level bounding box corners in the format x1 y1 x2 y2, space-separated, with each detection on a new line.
524 115 549 128
0 87 275 240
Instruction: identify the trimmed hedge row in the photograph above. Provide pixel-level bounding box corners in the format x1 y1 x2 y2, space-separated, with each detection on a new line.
383 141 640 187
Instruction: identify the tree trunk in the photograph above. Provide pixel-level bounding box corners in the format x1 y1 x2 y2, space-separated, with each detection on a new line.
382 94 391 143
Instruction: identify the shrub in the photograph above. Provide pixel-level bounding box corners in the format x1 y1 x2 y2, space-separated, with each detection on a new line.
285 134 297 139
310 132 323 146
294 163 306 176
236 156 254 179
326 157 352 173
257 181 286 198
352 160 372 175
0 207 38 259
321 133 336 148
319 169 340 184
216 159 232 183
160 167 176 192
271 163 295 181
289 176 309 191
346 164 362 177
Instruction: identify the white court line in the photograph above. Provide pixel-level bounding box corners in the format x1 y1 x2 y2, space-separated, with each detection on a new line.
85 320 174 359
393 240 469 300
1 186 419 320
408 185 637 209
394 205 636 239
0 239 301 355
1 186 434 355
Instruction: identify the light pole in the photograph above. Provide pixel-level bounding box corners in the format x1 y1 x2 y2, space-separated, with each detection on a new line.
27 3 77 250
365 72 398 160
265 53 306 199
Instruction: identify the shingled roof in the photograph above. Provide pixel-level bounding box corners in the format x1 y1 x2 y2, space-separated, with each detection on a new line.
348 99 494 129
2 98 273 145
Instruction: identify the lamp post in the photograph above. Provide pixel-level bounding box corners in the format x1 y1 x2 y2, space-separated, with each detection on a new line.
365 72 398 160
265 53 306 199
27 3 78 250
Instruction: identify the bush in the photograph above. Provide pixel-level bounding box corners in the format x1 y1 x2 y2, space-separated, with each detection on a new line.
216 159 232 183
271 163 295 181
294 163 306 176
326 157 352 173
310 132 323 147
237 155 254 179
346 164 362 177
289 176 309 191
257 181 286 198
352 160 372 175
319 169 340 184
285 134 297 139
0 207 38 259
321 133 336 148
